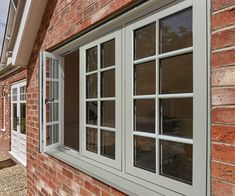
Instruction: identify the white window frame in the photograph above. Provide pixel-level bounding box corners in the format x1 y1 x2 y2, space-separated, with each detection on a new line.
125 1 194 194
41 51 63 151
1 93 6 131
39 0 208 195
80 30 122 169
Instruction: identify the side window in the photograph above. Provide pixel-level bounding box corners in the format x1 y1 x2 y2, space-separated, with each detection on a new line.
1 86 6 131
80 30 122 169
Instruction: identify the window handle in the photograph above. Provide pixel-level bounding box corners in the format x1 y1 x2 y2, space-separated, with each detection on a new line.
45 98 54 103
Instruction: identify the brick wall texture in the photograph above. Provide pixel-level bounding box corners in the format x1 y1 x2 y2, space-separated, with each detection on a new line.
0 69 27 152
211 0 235 195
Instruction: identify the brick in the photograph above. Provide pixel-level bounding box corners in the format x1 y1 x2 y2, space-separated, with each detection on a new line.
212 0 235 11
212 28 235 50
212 88 235 105
212 161 235 183
62 168 73 179
212 67 235 87
212 143 235 163
212 125 235 144
212 7 235 29
84 181 101 195
212 179 235 196
212 107 235 124
212 49 235 68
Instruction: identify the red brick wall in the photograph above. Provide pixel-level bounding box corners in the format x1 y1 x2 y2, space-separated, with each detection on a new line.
27 0 136 195
0 68 27 153
211 0 235 195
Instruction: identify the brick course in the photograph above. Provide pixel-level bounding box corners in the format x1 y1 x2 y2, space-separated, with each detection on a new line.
211 0 235 195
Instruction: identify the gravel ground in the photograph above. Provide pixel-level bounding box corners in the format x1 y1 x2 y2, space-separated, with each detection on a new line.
0 153 27 196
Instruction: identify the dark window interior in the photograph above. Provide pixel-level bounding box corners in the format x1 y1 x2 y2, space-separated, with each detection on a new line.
64 50 80 151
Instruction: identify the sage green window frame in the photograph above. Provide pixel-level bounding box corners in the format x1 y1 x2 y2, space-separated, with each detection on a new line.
39 0 208 195
80 30 122 169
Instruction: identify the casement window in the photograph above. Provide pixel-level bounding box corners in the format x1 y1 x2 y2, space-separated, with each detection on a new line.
39 0 208 195
1 87 6 131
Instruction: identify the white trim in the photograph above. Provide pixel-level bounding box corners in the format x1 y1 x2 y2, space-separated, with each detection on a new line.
12 0 48 67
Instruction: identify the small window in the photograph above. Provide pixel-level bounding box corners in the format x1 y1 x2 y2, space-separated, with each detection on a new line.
1 86 6 131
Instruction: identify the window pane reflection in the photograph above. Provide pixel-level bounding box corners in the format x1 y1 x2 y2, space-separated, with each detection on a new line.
160 53 193 94
160 8 192 53
160 141 192 184
134 136 156 172
135 61 156 95
134 23 156 60
160 98 193 138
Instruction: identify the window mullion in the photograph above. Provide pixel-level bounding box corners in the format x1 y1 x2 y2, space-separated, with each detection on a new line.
97 44 101 155
155 18 160 176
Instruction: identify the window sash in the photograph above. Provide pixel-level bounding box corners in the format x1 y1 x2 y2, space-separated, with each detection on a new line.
125 0 194 194
80 30 122 169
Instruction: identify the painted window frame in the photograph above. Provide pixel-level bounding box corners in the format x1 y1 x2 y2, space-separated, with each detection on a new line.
125 1 194 194
80 30 122 169
1 92 6 131
39 0 208 195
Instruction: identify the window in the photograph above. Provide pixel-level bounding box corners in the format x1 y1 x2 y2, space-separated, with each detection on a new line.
80 31 122 169
1 86 6 131
40 0 208 195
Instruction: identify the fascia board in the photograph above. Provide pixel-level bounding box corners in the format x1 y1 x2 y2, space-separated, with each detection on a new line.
12 0 48 67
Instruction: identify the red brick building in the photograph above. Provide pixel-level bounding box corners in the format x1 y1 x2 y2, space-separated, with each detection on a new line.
0 0 235 195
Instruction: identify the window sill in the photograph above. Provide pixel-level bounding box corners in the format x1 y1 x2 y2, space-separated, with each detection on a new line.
46 148 181 196
1 128 5 132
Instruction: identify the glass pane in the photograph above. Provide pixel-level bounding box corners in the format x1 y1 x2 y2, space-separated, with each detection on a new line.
86 102 97 125
101 69 115 98
20 103 26 134
86 128 97 153
160 141 192 185
160 8 192 53
134 22 156 60
46 58 59 79
101 39 115 68
101 130 115 159
86 74 97 98
46 81 53 100
86 46 97 72
12 88 17 101
53 82 59 100
53 103 59 121
46 125 53 146
46 57 52 78
101 101 115 128
160 53 193 94
134 99 155 133
53 59 59 79
53 124 59 143
46 103 53 123
13 103 17 131
134 136 156 172
135 61 156 95
160 98 193 138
